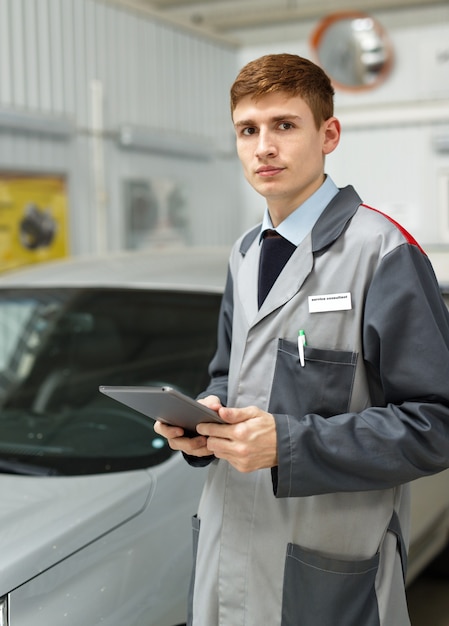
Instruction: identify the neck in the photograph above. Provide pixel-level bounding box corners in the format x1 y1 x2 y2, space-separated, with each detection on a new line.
267 174 326 227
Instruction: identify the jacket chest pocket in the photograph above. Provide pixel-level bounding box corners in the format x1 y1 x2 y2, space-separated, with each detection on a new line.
268 338 358 418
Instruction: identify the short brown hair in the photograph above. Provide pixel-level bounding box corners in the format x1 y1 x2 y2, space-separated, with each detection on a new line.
230 53 334 129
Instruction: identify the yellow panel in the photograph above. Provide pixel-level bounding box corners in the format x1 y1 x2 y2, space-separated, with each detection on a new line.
0 175 69 272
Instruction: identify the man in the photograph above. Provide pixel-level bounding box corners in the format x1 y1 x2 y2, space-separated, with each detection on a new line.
154 54 449 626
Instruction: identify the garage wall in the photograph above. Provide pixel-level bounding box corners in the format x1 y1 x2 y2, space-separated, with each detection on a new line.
3 1 446 257
0 0 240 256
236 5 449 247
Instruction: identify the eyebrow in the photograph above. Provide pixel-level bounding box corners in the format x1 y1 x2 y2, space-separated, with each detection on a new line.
233 114 303 128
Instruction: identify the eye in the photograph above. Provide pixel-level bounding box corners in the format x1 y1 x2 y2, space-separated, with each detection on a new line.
242 127 257 136
279 122 294 130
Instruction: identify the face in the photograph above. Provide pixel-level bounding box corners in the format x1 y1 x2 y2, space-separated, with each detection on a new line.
232 92 340 224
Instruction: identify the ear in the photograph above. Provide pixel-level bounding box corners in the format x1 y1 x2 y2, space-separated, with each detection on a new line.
322 117 341 155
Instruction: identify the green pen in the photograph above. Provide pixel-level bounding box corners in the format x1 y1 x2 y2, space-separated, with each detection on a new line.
298 329 306 367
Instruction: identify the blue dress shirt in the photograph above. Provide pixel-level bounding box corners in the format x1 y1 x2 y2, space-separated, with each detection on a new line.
259 175 339 246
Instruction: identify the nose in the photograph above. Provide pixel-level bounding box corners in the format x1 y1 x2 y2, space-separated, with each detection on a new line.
255 129 277 158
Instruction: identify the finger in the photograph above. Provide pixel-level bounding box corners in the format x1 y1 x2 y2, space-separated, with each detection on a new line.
154 420 184 439
206 433 237 454
218 405 261 424
197 421 233 438
197 395 223 412
168 434 211 456
197 408 261 437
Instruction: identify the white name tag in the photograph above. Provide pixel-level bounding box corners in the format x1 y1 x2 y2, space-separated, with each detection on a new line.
308 292 352 313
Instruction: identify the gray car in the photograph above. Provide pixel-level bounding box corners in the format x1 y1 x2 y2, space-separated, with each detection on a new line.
0 246 447 625
0 247 229 626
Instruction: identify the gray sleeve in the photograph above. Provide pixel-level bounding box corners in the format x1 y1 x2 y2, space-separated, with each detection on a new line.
196 266 233 406
274 244 449 497
184 265 234 468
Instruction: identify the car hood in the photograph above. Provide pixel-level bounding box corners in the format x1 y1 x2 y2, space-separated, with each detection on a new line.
0 470 153 596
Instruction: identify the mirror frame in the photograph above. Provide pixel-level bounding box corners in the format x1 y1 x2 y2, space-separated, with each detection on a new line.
310 11 394 92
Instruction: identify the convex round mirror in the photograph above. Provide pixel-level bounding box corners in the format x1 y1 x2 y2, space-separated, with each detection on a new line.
310 12 394 91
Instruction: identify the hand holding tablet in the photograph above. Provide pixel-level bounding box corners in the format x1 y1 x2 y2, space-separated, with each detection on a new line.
99 385 224 435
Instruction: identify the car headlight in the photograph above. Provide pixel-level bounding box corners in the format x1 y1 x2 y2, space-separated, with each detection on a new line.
0 595 9 626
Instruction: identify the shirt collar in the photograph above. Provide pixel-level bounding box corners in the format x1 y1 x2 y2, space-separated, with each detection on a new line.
259 175 339 246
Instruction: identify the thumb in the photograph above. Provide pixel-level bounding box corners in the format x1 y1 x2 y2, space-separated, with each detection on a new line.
218 405 257 424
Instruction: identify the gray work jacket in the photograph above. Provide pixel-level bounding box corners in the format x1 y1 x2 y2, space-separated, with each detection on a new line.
187 186 449 626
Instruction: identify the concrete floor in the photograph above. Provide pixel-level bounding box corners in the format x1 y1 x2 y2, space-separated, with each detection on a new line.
407 573 449 625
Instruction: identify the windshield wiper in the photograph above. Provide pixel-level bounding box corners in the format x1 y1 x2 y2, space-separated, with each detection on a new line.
0 458 60 476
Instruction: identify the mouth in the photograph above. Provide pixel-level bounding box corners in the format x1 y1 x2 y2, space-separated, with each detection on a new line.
255 166 285 178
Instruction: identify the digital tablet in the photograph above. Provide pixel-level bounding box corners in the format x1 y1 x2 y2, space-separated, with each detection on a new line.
99 385 224 434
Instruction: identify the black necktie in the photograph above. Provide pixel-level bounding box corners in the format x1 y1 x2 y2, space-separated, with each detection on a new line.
258 229 296 308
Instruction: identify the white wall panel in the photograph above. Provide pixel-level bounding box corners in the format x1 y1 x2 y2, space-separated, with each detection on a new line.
60 0 76 117
0 0 241 257
37 0 53 111
48 0 65 112
0 0 236 138
238 5 449 246
10 0 27 108
72 0 89 125
0 0 12 106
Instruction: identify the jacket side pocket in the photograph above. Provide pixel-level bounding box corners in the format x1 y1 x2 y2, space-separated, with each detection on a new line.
187 515 201 626
281 543 380 626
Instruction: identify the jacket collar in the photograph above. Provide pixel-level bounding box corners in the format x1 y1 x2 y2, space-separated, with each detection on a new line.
236 186 362 324
311 185 362 253
239 186 362 257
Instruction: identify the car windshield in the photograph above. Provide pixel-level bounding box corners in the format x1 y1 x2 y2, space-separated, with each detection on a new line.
0 287 221 475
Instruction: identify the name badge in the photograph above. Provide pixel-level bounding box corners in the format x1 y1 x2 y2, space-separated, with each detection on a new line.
308 292 352 313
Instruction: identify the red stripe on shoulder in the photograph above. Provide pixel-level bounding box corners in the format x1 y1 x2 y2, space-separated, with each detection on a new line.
361 203 426 255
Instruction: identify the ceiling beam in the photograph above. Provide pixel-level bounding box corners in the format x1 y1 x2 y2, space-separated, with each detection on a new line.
188 0 446 32
100 0 239 45
102 0 447 41
150 0 235 7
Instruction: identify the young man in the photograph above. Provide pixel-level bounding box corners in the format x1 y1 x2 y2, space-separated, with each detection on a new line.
154 54 449 626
